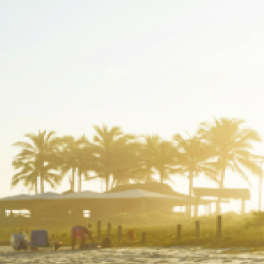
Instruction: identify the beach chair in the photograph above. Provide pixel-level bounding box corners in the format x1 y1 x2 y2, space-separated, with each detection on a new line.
10 233 29 250
30 230 49 249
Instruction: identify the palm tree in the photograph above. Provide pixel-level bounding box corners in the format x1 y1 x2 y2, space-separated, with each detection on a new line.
173 133 219 197
60 136 79 192
111 140 142 187
12 130 62 193
60 135 95 192
92 125 135 191
141 135 177 184
75 135 94 192
134 138 157 183
12 160 38 193
198 117 262 213
173 133 219 216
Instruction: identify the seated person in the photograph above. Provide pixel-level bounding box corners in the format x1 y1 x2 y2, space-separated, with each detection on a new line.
71 224 95 250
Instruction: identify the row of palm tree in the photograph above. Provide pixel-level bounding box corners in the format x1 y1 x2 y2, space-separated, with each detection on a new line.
12 118 263 213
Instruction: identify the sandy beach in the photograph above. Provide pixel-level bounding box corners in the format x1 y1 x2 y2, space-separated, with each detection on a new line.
1 246 264 263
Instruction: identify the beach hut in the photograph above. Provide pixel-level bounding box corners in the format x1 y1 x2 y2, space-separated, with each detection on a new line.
0 184 216 219
193 188 250 214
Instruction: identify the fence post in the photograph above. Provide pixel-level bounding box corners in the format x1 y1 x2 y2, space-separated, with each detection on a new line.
118 226 122 241
141 232 146 243
177 225 181 242
217 215 221 238
108 222 112 238
97 220 101 240
195 220 200 240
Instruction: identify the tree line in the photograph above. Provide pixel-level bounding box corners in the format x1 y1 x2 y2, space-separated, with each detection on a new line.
12 117 263 213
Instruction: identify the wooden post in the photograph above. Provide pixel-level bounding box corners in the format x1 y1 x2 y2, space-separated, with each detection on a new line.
108 222 111 237
217 215 222 238
97 220 101 239
118 226 122 241
177 225 181 242
195 220 200 240
141 232 146 243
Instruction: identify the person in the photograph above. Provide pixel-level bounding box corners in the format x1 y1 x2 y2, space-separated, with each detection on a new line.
71 224 95 250
52 241 61 251
127 229 135 241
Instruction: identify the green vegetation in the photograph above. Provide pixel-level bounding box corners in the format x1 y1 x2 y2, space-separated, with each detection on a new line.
2 211 264 248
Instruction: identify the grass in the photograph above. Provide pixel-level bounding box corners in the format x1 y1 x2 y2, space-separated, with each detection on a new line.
1 211 264 249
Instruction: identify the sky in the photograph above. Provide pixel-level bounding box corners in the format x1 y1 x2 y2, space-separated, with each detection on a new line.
1 0 264 213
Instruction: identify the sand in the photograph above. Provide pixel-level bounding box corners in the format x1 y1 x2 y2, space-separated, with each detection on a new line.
1 246 264 263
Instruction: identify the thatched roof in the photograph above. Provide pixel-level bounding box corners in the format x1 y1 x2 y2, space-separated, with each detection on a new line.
193 188 250 200
108 183 188 197
0 191 100 201
0 189 210 206
101 189 189 202
0 185 222 206
108 183 218 204
0 192 61 201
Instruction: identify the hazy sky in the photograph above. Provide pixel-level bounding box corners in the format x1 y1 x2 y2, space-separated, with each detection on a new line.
1 0 264 213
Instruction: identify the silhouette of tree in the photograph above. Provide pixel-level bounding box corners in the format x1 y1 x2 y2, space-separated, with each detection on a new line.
12 160 38 193
60 136 78 192
92 125 134 191
75 135 95 192
12 131 62 193
173 133 219 215
111 140 143 187
132 136 158 183
140 135 177 184
198 117 262 213
173 133 219 197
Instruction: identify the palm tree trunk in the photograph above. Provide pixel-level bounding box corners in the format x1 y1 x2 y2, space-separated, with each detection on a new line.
189 173 193 197
106 174 110 192
41 177 44 193
217 166 225 214
78 167 82 192
71 167 75 192
40 166 44 194
40 163 44 194
111 179 115 189
220 167 225 188
35 178 38 194
188 172 193 217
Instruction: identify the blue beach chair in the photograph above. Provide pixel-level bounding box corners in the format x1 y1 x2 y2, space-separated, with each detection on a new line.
30 230 49 248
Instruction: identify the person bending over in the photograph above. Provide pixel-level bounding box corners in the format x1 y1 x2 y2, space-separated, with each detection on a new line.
71 224 95 250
